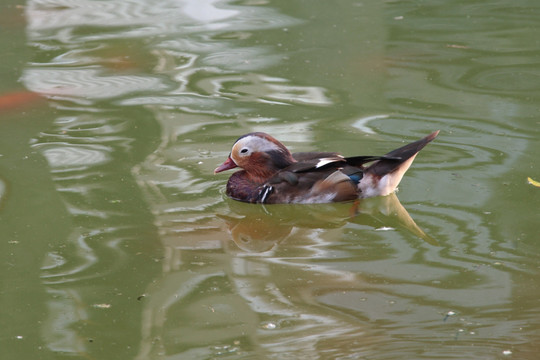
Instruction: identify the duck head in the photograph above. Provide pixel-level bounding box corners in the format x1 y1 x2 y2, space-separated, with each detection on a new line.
214 132 296 180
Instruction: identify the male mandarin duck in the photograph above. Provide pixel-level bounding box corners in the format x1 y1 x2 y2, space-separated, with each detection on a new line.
214 130 439 204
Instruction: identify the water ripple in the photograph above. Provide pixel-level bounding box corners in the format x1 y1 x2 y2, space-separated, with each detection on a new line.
22 68 169 101
386 3 540 102
26 0 299 41
462 65 540 94
34 143 111 170
17 0 540 358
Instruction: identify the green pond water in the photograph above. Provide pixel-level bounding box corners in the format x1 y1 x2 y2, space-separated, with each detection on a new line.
1 0 539 359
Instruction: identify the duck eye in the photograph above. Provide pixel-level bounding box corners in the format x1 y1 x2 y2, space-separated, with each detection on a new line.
240 148 249 154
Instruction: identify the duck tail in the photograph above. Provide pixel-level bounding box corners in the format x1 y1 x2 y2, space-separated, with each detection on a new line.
359 131 439 198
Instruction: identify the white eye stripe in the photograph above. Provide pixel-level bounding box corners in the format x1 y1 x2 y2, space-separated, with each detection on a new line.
234 135 281 154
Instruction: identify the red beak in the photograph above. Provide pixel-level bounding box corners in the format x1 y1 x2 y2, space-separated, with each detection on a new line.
214 156 238 174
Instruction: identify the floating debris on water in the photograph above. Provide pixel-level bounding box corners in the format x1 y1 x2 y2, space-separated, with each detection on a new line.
375 227 395 231
92 303 112 309
443 310 456 322
527 177 540 187
261 322 277 330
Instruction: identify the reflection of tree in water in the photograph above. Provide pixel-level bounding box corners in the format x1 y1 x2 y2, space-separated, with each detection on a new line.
31 106 163 358
21 0 317 358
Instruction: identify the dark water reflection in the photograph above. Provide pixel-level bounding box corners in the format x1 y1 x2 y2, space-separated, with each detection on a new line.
1 0 538 359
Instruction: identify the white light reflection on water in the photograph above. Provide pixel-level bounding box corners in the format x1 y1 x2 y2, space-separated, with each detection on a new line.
22 68 170 100
37 144 111 169
25 0 299 40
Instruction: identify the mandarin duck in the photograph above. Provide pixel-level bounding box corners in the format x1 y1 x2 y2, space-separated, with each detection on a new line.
214 131 439 204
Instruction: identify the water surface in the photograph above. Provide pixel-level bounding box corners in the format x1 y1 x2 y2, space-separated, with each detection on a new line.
1 0 539 359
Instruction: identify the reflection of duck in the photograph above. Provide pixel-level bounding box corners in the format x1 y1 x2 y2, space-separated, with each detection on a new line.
215 131 438 204
220 193 436 252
